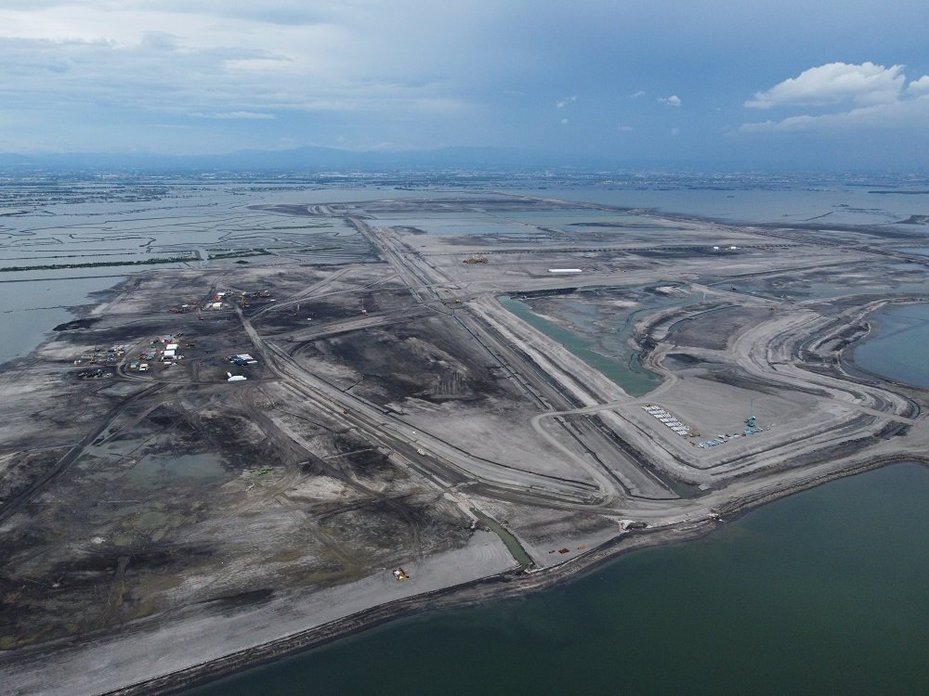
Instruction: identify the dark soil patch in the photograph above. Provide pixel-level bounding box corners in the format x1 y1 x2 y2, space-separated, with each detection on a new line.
668 306 771 350
201 588 274 609
53 318 101 331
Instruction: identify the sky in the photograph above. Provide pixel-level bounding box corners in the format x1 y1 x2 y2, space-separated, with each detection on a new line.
1 0 928 169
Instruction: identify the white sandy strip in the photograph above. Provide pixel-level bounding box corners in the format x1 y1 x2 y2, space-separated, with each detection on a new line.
3 531 516 696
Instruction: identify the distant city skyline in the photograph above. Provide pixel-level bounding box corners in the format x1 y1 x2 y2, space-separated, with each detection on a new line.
1 0 927 169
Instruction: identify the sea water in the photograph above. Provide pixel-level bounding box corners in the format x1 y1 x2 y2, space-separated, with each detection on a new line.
853 303 929 388
188 462 929 695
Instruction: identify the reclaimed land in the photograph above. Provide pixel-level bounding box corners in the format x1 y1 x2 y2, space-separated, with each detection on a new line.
3 194 929 695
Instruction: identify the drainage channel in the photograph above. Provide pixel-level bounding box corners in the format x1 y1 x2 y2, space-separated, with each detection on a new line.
471 508 536 569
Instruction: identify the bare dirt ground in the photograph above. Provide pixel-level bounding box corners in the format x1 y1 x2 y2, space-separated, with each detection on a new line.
3 192 929 695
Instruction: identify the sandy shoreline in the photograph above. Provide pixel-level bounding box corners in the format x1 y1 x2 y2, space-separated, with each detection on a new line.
101 524 725 695
104 450 928 695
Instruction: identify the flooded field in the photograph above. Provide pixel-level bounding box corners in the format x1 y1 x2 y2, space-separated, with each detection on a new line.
0 183 371 270
0 181 389 363
128 453 229 488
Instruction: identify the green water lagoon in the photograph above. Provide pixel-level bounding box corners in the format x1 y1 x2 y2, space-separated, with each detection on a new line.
499 295 663 397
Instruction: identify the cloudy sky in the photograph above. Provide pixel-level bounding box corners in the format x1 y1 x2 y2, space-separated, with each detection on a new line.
2 0 927 168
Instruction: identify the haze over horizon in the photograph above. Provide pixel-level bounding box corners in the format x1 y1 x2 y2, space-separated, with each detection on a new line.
2 0 928 170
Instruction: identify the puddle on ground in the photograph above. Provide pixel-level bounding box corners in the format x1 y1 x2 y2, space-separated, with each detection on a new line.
128 453 229 487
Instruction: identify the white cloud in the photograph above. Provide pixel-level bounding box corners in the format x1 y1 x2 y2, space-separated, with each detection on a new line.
909 75 929 96
740 96 929 133
617 123 633 132
0 0 490 148
671 127 680 136
560 117 569 125
196 111 277 120
0 23 471 123
745 62 905 109
741 62 929 133
1 2 922 159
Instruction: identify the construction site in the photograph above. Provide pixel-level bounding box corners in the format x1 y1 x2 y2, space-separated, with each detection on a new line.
2 191 929 694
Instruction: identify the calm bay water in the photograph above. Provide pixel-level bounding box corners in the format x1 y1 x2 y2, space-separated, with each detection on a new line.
189 462 929 695
514 185 928 227
0 275 124 364
853 303 929 388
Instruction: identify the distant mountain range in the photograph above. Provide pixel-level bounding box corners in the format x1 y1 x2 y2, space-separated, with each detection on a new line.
0 145 588 172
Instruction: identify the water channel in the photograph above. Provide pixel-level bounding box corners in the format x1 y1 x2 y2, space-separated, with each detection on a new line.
498 295 662 397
